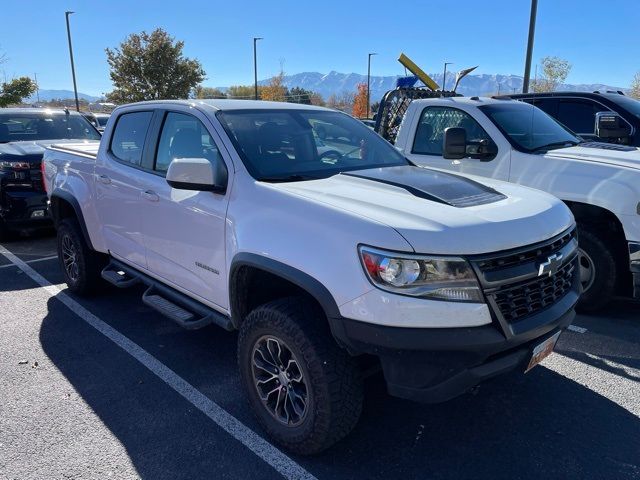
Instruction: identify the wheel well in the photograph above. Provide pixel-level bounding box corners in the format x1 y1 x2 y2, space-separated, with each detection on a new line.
50 196 76 227
564 200 631 292
229 265 323 327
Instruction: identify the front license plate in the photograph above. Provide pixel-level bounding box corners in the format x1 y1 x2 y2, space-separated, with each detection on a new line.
525 331 561 373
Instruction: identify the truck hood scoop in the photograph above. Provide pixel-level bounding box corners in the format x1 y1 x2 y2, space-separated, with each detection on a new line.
342 166 506 207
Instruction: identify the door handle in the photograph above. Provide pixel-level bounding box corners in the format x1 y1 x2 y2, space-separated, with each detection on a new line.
141 190 159 202
98 174 111 185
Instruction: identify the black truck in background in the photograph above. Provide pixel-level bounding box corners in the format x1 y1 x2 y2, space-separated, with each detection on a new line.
0 108 100 240
504 91 640 146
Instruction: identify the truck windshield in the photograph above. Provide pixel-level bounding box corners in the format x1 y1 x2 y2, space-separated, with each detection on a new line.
217 109 408 181
0 112 101 143
609 94 640 119
479 102 581 153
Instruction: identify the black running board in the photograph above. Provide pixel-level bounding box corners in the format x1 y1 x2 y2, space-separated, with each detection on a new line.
101 259 233 331
101 266 140 288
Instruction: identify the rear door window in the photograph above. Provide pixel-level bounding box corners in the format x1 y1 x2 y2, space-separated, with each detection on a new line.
524 98 558 118
110 111 153 166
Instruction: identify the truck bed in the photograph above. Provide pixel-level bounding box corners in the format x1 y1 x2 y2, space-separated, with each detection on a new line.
49 141 100 159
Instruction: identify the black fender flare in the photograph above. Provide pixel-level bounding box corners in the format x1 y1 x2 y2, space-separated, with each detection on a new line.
50 189 94 250
228 252 342 328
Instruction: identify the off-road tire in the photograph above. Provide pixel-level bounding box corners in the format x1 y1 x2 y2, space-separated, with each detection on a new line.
56 218 105 295
238 296 363 455
576 226 617 312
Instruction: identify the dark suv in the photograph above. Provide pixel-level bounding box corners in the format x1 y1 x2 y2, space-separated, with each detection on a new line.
505 91 640 146
0 108 100 239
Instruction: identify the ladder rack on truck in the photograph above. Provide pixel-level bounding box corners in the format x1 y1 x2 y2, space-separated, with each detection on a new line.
374 54 476 144
374 88 459 144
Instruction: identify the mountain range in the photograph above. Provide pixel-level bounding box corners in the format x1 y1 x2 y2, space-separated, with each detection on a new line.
258 71 625 101
29 72 625 104
27 89 102 103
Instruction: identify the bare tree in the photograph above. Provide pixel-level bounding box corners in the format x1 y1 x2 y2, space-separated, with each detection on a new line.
531 56 572 93
631 72 640 99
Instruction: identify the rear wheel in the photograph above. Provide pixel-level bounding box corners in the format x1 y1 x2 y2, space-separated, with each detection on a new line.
238 297 363 455
56 218 105 295
576 226 617 312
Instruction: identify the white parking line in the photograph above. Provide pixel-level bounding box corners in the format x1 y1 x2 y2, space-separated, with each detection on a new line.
0 254 58 270
0 245 316 480
567 324 588 334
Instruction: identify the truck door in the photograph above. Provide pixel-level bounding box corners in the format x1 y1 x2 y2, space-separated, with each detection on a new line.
404 105 510 180
94 110 154 268
138 110 231 311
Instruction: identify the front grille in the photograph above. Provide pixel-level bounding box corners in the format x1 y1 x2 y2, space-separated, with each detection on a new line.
471 227 579 326
492 259 576 323
476 229 576 272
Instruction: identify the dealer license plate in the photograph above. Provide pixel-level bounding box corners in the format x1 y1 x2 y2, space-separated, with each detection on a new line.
525 331 561 373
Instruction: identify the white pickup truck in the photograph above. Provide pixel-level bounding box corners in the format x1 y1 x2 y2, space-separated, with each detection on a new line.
44 99 578 454
391 96 640 310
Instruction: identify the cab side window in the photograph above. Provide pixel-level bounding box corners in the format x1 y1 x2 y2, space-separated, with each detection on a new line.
155 112 225 174
110 111 153 166
412 106 493 155
557 100 607 135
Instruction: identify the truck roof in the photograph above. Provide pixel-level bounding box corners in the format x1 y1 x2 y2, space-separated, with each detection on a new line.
119 99 333 113
408 96 515 106
503 91 628 100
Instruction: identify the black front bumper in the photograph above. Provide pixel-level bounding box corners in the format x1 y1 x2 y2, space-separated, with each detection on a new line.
330 229 580 404
0 189 51 230
332 292 575 403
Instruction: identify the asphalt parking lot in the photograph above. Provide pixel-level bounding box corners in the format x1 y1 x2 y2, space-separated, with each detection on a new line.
1 233 639 480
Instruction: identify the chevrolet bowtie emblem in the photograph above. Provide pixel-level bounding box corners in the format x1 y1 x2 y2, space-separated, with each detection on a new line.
538 253 563 277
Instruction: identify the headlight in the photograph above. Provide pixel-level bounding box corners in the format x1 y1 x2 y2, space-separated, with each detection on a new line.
0 161 30 169
359 246 483 302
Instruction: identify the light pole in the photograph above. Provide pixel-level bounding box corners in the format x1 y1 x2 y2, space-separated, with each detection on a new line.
65 11 80 112
522 0 538 93
34 73 40 103
367 53 377 119
442 62 453 91
253 37 263 100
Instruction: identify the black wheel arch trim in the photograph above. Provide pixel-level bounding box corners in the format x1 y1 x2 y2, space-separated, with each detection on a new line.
229 252 342 328
50 189 94 250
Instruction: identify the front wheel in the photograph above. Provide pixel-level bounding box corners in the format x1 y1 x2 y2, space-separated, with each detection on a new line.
238 297 363 455
576 227 617 312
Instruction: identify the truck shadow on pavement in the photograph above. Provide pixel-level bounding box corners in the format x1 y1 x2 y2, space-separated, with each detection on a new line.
39 292 640 480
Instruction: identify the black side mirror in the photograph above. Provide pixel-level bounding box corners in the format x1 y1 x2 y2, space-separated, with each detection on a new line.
443 127 467 159
595 112 631 140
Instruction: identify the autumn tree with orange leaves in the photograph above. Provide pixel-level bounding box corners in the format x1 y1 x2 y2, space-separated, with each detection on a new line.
352 83 369 118
261 69 288 102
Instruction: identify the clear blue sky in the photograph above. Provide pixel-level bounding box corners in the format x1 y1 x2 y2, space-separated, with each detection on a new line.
1 0 637 96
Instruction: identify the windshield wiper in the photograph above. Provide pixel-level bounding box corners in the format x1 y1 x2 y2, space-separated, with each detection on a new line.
531 140 580 152
258 174 320 183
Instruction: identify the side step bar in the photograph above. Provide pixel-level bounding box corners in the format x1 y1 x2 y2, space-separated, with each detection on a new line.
101 267 140 288
101 260 233 331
